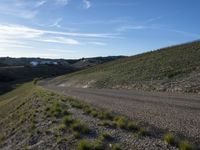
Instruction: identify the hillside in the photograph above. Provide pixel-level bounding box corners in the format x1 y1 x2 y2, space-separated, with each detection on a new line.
49 41 200 94
0 56 123 94
0 56 123 67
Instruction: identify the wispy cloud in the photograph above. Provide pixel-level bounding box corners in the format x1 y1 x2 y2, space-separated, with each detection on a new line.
162 28 200 38
87 42 106 46
0 0 39 19
50 18 63 28
67 17 130 25
0 0 70 19
83 0 91 9
39 36 79 45
35 0 47 7
117 25 144 32
0 24 116 39
0 5 38 19
0 24 118 53
0 43 34 49
116 16 163 32
117 23 200 38
46 49 76 53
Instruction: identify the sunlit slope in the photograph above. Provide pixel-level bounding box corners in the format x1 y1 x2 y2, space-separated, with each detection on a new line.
50 41 200 93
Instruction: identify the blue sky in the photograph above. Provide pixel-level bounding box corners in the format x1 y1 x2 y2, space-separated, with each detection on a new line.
0 0 200 59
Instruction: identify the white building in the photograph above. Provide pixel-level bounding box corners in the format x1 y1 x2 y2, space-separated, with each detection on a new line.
30 61 39 66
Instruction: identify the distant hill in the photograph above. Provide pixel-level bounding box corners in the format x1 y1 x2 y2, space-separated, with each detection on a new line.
49 41 200 94
0 56 123 94
0 56 124 67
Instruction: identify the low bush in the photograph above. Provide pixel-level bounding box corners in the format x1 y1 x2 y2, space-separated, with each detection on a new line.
111 144 122 150
72 120 90 134
178 140 193 150
100 132 112 141
114 116 127 129
164 133 175 145
77 140 93 150
136 128 148 137
127 121 138 131
63 116 74 126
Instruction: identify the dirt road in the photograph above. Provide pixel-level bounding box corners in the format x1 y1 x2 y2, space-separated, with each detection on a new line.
42 83 200 144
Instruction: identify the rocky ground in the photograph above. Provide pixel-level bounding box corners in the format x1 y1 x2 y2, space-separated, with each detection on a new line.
42 83 200 148
0 85 181 150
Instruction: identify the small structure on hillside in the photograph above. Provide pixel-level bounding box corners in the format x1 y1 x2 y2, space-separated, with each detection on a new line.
30 61 39 66
30 60 58 66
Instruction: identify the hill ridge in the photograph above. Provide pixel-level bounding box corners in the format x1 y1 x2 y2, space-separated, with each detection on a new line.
49 41 200 94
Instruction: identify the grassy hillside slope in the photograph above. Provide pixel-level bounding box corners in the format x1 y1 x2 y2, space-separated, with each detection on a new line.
50 41 200 94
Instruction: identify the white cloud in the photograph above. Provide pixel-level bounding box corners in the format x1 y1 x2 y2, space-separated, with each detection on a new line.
46 49 76 53
0 25 43 39
0 0 38 19
83 0 91 9
0 5 38 19
39 36 79 45
0 23 118 54
0 43 34 49
0 24 116 39
88 42 106 46
117 25 144 32
35 0 47 7
0 24 80 46
50 18 63 28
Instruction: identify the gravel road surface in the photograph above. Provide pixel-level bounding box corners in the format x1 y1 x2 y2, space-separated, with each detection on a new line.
42 84 200 145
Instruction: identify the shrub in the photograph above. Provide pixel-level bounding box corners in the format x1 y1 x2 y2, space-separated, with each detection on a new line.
99 120 116 128
71 101 84 109
77 140 93 150
73 132 81 139
91 110 98 117
99 111 114 120
77 139 104 150
72 120 90 134
179 140 193 150
136 128 148 137
63 116 74 126
127 121 138 131
164 133 175 145
0 134 5 143
84 107 92 114
111 144 122 150
100 132 112 141
92 140 104 150
58 123 66 131
114 116 127 129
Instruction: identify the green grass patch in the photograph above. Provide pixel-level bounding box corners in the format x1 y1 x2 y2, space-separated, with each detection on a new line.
111 144 122 150
63 116 74 126
114 116 127 129
164 133 175 145
178 140 193 150
77 139 93 150
71 120 90 134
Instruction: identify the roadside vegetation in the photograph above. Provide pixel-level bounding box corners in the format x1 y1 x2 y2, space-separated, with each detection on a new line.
164 133 194 150
0 82 196 149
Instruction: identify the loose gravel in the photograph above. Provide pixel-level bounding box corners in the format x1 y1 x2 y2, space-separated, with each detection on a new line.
43 84 200 146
